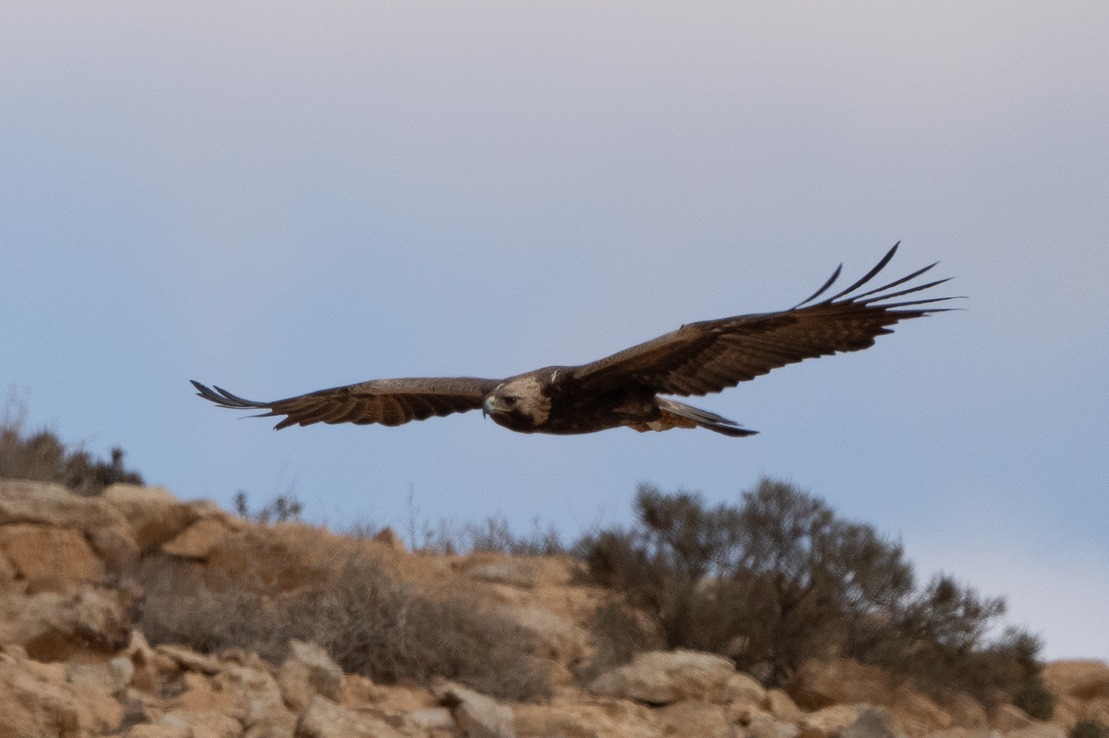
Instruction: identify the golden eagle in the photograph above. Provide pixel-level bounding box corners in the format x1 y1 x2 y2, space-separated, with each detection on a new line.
192 244 955 437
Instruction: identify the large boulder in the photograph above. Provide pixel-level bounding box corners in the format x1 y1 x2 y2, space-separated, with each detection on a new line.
787 659 955 736
295 695 406 738
436 681 516 738
656 700 737 738
162 517 238 560
102 484 220 553
0 479 138 570
588 649 736 705
514 700 660 738
0 524 104 592
278 640 344 713
842 707 906 738
0 645 124 737
1043 661 1109 701
0 581 140 661
800 704 868 738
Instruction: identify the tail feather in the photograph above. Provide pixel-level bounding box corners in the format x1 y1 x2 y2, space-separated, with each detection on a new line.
648 397 758 437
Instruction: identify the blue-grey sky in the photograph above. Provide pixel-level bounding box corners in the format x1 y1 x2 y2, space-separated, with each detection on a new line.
3 3 1107 660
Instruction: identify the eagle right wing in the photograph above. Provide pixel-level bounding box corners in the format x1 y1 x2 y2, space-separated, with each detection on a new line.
191 377 501 430
569 244 958 397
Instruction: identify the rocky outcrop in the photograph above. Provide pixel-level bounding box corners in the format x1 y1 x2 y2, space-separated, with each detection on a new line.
588 649 737 705
0 479 1103 738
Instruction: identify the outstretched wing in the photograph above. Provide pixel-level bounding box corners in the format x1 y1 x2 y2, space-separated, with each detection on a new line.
191 377 501 430
570 243 958 397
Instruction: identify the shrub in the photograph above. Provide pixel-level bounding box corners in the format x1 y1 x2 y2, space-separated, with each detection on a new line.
232 490 303 524
1072 721 1109 738
579 477 1049 706
0 396 143 495
407 512 564 556
136 548 553 701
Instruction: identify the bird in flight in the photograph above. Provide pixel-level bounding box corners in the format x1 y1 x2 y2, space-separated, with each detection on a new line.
193 244 955 437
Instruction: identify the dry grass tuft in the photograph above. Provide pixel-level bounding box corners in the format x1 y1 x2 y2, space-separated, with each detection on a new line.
136 548 553 701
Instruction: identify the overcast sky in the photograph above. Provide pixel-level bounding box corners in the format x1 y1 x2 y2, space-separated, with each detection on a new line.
2 3 1106 661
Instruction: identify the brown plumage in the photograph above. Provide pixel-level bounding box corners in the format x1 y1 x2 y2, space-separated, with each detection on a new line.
192 244 957 437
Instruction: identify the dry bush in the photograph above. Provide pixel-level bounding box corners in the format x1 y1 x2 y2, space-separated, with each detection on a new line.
0 395 143 495
136 549 553 701
578 600 665 682
578 477 1050 711
1072 721 1109 738
232 490 304 524
406 512 564 556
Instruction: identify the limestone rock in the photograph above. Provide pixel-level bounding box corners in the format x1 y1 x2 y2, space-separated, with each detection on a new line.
102 484 205 552
656 700 737 738
0 647 124 737
921 728 1000 738
1007 725 1067 738
278 640 344 713
407 707 455 732
514 700 658 738
503 605 586 663
991 704 1034 733
162 517 236 560
842 707 905 738
123 725 192 738
66 655 135 695
1082 697 1109 725
295 695 406 738
887 690 952 737
0 479 138 568
948 695 989 729
217 662 292 735
727 672 768 706
436 681 516 738
154 709 242 738
767 688 804 721
748 713 801 738
0 524 103 592
156 644 224 675
727 673 769 724
800 704 867 738
0 582 140 661
1043 661 1109 701
588 649 736 705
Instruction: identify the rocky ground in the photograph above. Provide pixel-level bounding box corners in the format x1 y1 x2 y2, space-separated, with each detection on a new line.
1 478 1106 738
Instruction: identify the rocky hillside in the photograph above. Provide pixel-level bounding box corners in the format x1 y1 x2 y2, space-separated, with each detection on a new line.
0 478 1105 738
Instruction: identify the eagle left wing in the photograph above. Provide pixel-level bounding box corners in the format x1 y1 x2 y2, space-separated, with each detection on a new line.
191 377 501 430
569 244 958 397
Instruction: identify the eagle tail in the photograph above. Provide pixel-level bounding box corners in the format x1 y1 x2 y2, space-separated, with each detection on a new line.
652 398 758 437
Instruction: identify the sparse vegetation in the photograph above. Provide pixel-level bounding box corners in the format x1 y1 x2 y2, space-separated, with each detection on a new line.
233 490 304 524
1071 720 1109 738
0 395 143 495
136 549 554 701
410 512 564 556
578 478 1051 710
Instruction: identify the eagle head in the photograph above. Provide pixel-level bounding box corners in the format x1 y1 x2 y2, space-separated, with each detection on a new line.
482 375 551 432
